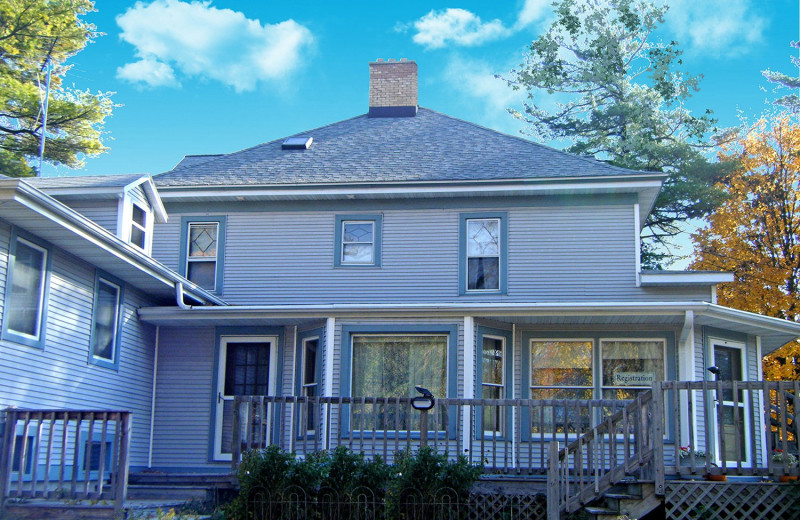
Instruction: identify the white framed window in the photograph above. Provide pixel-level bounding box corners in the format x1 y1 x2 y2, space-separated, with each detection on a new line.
90 275 123 368
301 337 319 434
466 218 501 291
600 339 666 399
481 335 505 436
3 234 50 348
186 222 219 290
334 214 382 267
118 195 153 254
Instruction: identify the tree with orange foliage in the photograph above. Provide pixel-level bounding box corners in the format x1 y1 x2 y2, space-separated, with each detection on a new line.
691 117 800 380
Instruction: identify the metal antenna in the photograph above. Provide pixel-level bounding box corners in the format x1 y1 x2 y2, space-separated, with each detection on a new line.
37 37 58 177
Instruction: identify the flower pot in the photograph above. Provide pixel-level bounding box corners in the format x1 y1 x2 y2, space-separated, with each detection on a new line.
705 474 727 482
779 475 798 482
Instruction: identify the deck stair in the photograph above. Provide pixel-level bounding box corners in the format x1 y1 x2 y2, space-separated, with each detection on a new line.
582 481 661 519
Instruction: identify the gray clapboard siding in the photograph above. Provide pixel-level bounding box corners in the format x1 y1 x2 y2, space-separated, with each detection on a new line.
0 230 157 468
152 202 711 305
129 185 149 210
57 200 120 234
151 326 217 468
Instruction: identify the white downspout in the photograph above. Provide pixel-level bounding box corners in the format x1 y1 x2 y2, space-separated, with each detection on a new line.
176 283 191 310
148 325 160 468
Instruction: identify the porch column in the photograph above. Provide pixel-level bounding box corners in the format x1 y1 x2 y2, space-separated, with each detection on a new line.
322 317 336 450
462 316 475 458
678 310 696 448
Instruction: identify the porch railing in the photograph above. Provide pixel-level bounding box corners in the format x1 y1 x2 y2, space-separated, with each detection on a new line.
230 396 633 472
0 409 132 514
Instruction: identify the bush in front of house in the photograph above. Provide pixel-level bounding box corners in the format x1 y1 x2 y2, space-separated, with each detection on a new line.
225 445 482 520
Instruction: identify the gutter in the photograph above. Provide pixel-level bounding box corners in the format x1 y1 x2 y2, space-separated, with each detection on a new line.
0 179 225 306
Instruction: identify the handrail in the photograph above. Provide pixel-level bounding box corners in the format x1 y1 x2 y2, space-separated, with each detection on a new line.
546 385 663 520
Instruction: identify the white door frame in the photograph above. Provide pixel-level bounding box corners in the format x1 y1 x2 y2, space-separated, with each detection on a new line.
214 335 278 461
708 337 751 467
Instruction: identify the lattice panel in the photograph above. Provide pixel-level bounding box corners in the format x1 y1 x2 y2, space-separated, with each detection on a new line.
666 482 797 520
467 493 547 520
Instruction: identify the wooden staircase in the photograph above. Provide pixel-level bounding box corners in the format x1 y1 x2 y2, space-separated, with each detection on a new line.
582 481 661 519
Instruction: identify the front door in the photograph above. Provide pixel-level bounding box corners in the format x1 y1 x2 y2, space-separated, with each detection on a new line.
214 336 277 461
710 340 750 466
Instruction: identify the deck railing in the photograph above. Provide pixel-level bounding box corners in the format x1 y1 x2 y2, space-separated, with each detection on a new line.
0 409 131 514
230 395 632 472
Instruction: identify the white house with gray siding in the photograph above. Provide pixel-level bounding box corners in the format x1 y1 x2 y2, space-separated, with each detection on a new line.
2 60 800 517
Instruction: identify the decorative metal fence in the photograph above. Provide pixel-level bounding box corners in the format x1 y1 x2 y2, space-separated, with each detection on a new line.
237 485 547 520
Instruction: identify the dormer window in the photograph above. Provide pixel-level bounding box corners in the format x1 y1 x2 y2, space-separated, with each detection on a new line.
129 203 148 250
118 193 154 255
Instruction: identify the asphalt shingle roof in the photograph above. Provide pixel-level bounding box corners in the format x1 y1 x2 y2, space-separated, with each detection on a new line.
154 108 653 187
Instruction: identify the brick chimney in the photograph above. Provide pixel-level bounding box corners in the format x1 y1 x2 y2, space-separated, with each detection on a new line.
368 59 418 117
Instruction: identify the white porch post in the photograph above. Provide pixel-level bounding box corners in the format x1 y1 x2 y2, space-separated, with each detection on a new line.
322 317 336 450
678 310 696 448
757 336 768 467
462 316 475 461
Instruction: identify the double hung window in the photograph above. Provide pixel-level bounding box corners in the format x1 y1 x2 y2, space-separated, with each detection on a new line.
89 274 123 369
180 217 225 293
3 234 49 348
129 204 148 250
460 213 507 294
186 222 219 290
334 214 382 267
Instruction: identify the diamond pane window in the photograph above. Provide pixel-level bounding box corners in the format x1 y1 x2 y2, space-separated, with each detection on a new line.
467 218 500 290
186 222 219 291
342 221 374 264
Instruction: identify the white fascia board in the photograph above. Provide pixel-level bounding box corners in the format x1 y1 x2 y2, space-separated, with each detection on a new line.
124 175 168 224
156 177 666 201
639 271 734 286
0 179 223 306
704 303 800 335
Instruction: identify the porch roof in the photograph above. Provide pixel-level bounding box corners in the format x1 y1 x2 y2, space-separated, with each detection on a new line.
137 301 800 353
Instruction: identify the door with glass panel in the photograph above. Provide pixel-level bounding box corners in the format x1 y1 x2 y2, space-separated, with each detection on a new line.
214 336 277 460
710 341 750 466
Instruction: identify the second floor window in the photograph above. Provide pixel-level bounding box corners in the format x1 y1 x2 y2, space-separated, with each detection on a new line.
187 222 219 291
129 204 148 250
334 214 382 267
90 276 123 368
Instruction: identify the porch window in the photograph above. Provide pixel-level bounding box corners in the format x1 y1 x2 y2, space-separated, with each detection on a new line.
481 336 505 435
3 234 49 348
351 334 447 431
301 337 319 433
530 340 593 433
601 340 665 399
89 275 123 369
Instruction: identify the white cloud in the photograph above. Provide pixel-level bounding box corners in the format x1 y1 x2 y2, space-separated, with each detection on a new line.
411 8 509 49
514 0 551 30
664 0 765 56
407 1 552 49
115 0 314 92
116 57 179 88
442 57 527 134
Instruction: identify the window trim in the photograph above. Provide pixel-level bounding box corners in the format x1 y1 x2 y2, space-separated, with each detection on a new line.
179 216 226 294
459 212 507 295
520 330 675 442
2 229 51 349
117 193 153 254
476 326 513 439
334 214 383 267
88 271 125 370
295 327 324 439
340 324 459 439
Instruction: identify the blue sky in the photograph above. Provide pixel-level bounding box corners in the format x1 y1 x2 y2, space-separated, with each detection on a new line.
44 0 799 178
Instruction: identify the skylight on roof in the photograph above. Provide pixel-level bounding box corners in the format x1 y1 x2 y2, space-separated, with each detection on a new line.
282 136 313 150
